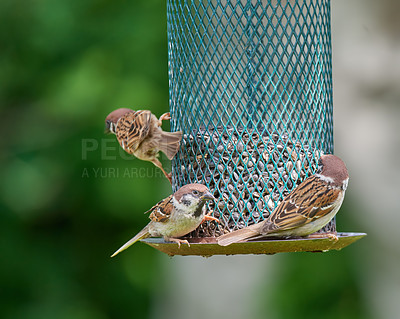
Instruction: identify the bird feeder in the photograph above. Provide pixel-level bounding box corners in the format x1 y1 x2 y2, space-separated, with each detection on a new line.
143 0 365 255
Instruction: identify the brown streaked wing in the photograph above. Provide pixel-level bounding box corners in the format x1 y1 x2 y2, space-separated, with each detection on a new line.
147 195 174 223
119 111 152 152
262 176 341 234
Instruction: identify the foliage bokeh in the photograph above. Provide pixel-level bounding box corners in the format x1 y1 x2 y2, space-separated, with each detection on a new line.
0 1 170 318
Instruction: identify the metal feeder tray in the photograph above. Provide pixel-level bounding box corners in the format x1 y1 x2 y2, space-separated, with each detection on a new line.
141 232 366 257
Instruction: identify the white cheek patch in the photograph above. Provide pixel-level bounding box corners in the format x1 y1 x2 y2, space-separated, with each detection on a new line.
172 195 202 219
172 196 185 211
172 196 196 212
111 119 120 134
315 174 334 184
342 178 349 190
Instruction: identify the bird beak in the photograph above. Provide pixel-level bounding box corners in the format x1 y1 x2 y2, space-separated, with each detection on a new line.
104 120 113 134
104 122 112 134
201 191 215 201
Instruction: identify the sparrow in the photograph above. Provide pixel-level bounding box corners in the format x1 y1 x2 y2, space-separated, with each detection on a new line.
217 154 349 246
111 183 217 257
105 108 182 184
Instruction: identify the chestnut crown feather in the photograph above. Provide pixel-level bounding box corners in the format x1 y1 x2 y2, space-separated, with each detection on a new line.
173 183 213 202
319 154 349 186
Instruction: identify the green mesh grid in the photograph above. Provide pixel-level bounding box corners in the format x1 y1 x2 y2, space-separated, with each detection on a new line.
167 0 334 236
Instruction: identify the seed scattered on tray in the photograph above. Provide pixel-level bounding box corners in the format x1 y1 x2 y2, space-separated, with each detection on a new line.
174 126 336 238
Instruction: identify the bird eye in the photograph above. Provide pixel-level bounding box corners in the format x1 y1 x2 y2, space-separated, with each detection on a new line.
317 159 323 173
192 190 199 196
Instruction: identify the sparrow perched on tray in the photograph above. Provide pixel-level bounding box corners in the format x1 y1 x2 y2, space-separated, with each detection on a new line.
217 154 349 246
111 183 217 257
105 108 182 183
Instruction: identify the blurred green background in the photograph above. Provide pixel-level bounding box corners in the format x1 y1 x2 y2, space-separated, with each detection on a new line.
0 1 171 318
1 1 399 319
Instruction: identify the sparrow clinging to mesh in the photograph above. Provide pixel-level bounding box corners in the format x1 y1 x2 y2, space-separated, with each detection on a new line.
105 108 182 184
217 154 349 246
111 183 217 257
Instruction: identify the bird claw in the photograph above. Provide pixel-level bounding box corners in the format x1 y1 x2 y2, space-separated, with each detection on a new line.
308 232 339 242
201 210 219 223
326 233 339 242
165 237 190 248
158 112 171 126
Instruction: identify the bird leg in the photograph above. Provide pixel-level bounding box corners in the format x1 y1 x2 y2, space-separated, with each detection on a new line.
158 112 171 126
307 232 339 242
165 236 190 248
326 233 339 242
201 210 219 223
151 158 172 184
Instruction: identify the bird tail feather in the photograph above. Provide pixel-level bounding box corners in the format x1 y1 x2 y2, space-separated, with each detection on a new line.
111 225 150 257
217 224 260 247
158 131 183 160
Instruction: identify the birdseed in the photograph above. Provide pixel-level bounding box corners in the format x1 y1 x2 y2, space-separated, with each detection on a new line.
175 126 336 238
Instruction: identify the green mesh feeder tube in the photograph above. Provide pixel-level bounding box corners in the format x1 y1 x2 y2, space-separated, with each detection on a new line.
142 0 366 256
